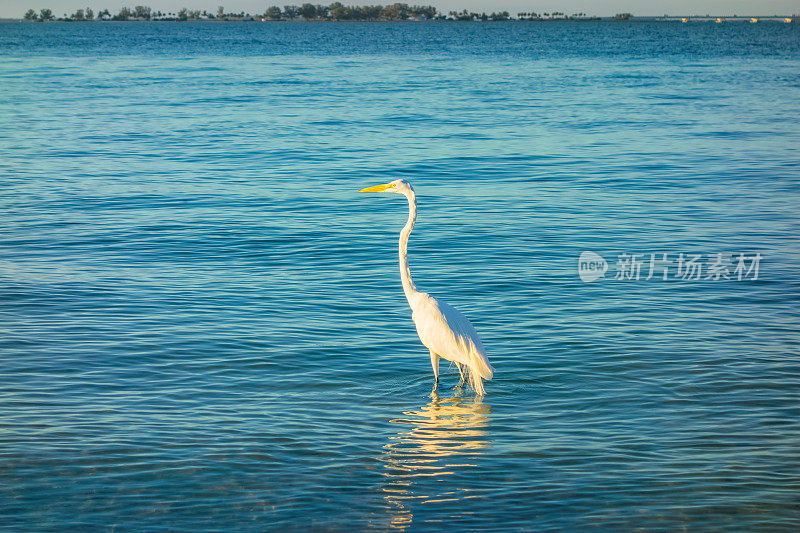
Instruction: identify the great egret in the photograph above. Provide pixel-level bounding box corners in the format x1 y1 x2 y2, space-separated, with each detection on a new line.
359 179 494 395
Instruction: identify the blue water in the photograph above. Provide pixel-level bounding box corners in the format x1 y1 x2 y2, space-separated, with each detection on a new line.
1 21 799 531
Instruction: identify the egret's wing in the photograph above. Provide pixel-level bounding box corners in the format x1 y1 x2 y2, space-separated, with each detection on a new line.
412 295 494 380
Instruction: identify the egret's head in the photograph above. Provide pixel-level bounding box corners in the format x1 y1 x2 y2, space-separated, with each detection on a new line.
359 179 412 195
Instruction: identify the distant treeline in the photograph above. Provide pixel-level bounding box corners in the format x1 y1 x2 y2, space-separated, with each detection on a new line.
22 4 609 22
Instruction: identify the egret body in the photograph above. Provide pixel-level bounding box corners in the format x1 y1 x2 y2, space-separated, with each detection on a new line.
359 179 494 395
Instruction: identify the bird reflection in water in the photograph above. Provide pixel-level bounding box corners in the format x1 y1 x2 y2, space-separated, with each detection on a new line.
380 391 491 530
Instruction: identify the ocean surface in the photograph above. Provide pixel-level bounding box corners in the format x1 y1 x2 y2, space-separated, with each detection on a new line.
1 21 799 531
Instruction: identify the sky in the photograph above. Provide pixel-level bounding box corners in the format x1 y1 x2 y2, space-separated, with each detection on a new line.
2 0 798 18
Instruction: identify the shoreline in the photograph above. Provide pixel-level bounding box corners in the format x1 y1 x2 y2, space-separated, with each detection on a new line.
5 17 798 23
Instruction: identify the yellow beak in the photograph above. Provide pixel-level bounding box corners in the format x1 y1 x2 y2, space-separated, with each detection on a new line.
359 183 392 193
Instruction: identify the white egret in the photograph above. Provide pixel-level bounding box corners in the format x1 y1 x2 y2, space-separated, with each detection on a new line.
359 179 494 395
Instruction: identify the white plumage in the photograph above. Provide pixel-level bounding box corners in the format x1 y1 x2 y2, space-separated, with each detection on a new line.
360 179 494 395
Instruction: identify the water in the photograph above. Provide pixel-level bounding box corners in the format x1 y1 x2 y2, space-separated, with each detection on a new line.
1 21 799 531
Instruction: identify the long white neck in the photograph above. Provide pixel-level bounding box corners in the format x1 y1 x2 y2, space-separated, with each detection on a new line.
399 189 419 303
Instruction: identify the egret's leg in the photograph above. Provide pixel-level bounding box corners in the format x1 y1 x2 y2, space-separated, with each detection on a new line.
457 363 467 385
429 350 439 385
